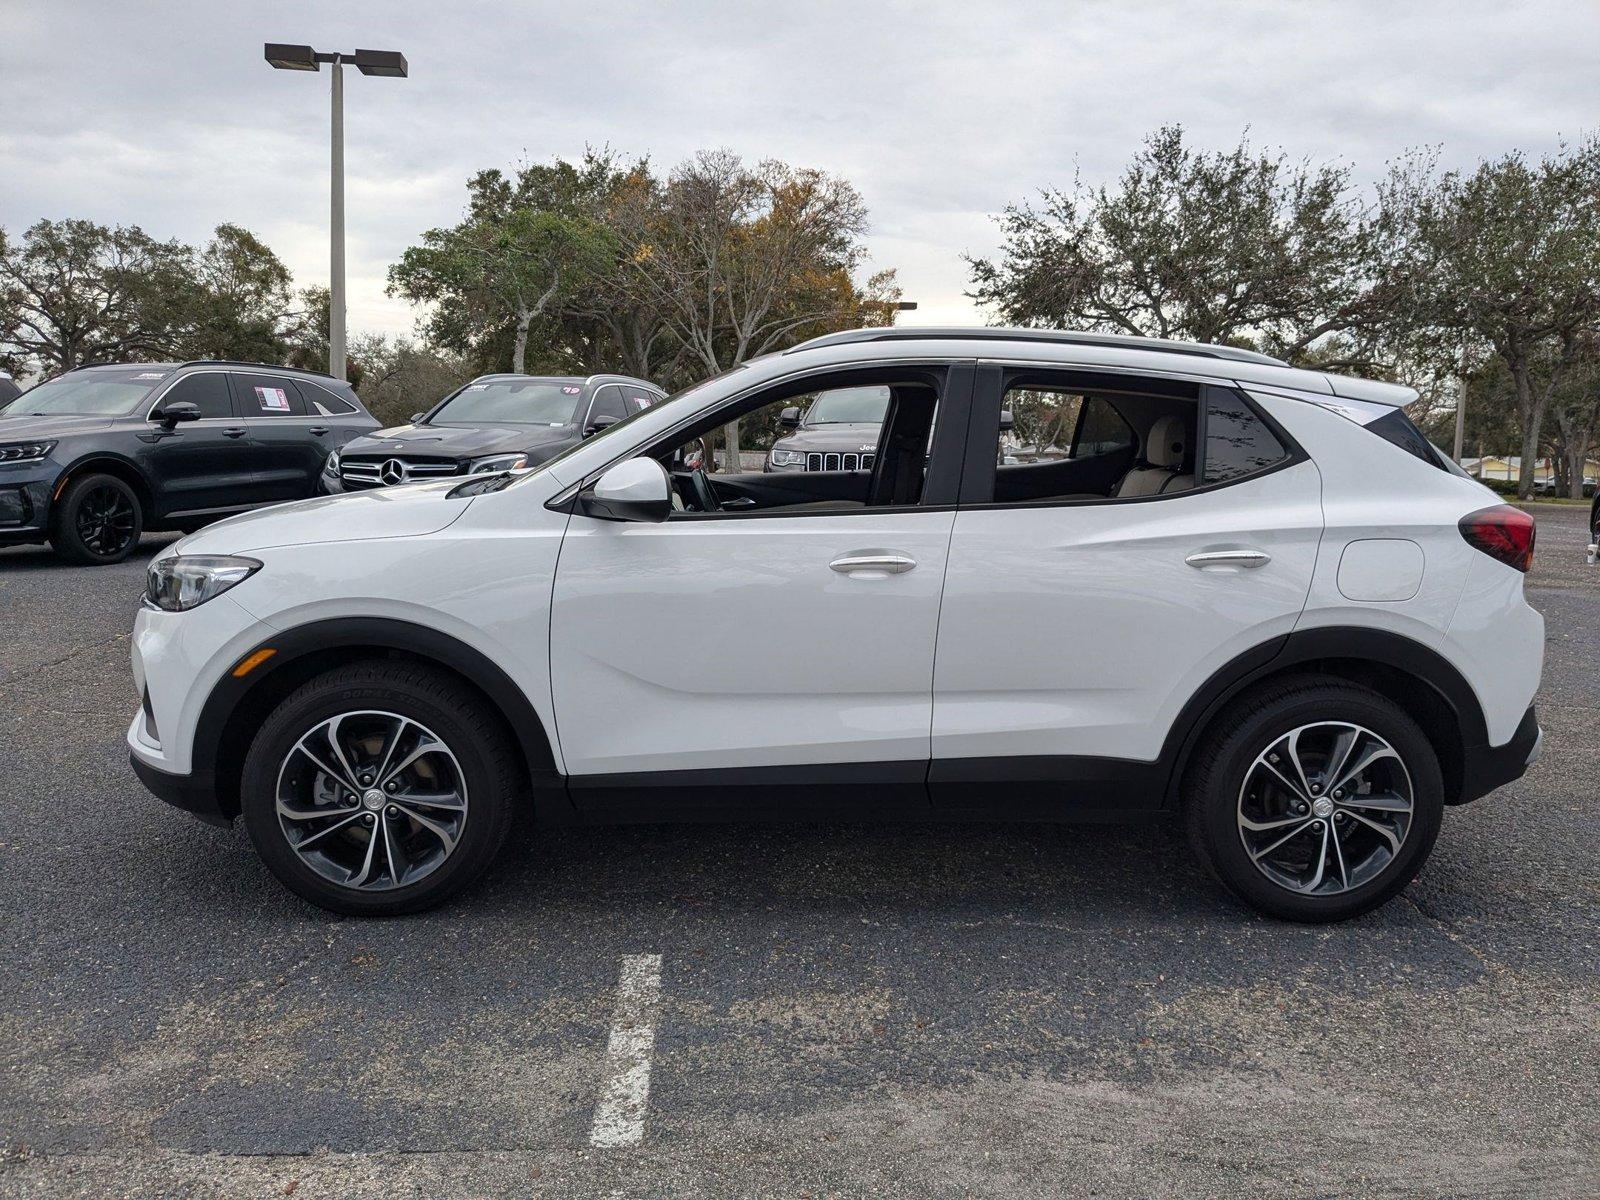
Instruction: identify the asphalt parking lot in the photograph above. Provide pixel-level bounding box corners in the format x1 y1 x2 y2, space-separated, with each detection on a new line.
1 505 1596 1199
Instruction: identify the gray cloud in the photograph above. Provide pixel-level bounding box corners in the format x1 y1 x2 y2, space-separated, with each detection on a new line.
2 0 1594 339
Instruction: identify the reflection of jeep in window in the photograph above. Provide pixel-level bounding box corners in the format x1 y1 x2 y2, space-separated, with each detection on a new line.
764 386 889 473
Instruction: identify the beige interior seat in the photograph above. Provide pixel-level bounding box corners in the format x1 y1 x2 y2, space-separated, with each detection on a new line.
1116 414 1194 497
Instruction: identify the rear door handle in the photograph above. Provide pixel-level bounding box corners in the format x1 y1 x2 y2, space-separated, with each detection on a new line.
222 427 248 439
309 426 329 436
1186 549 1271 569
830 551 916 576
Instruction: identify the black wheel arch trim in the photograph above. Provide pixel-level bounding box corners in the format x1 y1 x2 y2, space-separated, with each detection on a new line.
1158 625 1492 807
192 616 561 820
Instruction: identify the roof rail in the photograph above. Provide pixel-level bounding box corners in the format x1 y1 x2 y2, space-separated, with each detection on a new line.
59 358 339 380
178 359 338 379
784 326 1288 367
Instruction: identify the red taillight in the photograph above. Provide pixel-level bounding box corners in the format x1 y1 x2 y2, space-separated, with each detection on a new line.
1459 505 1536 573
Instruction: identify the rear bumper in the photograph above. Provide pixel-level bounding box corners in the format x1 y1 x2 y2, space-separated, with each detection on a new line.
128 753 230 827
1456 705 1541 805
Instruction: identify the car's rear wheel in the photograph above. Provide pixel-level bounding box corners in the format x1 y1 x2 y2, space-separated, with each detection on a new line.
241 661 520 916
1184 677 1443 922
50 473 143 564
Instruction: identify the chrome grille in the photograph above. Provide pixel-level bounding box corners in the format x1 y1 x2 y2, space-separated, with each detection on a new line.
805 452 875 472
340 455 463 488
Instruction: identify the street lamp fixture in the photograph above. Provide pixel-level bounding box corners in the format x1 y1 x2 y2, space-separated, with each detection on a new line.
264 43 408 380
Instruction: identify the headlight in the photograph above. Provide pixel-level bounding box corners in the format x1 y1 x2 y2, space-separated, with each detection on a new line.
470 453 530 474
769 448 805 466
0 440 56 464
323 449 341 475
146 555 262 612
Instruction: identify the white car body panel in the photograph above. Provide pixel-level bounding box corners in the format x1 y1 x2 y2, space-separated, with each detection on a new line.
129 480 573 778
549 508 957 775
1255 392 1543 746
932 458 1323 763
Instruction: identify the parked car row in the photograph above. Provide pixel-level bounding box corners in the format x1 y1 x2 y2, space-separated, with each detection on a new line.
0 363 664 564
121 327 1545 926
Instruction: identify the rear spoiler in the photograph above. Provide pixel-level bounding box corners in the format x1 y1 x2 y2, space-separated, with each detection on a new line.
1322 374 1417 407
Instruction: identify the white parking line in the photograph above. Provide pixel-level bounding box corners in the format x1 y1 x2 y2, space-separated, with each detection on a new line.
589 953 664 1148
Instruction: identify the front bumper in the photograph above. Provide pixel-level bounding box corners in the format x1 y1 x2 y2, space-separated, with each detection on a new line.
1456 705 1542 805
128 753 229 826
0 464 59 544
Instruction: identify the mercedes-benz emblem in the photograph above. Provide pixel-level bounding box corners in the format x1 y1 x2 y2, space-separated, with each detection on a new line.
379 458 408 486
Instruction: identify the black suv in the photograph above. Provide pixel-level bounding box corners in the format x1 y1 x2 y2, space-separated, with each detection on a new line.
763 384 889 473
324 373 664 492
0 361 379 564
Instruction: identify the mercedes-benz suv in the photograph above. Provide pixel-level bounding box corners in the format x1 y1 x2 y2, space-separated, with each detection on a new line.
324 373 664 492
128 328 1543 922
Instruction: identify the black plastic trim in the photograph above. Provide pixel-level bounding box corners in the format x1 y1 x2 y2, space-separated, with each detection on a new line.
188 617 562 820
129 754 228 827
1458 705 1539 805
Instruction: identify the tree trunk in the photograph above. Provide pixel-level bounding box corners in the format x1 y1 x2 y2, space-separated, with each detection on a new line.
512 308 530 374
1510 360 1544 501
722 420 741 472
1569 442 1589 501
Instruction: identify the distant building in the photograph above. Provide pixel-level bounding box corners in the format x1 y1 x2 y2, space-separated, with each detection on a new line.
1461 455 1599 491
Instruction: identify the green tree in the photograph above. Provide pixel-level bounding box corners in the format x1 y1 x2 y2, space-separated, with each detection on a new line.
169 223 298 363
1378 137 1600 497
966 126 1381 364
0 218 190 373
388 158 620 374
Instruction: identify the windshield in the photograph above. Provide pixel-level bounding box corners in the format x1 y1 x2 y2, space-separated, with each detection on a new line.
427 380 585 426
805 385 890 425
511 365 745 484
2 368 170 416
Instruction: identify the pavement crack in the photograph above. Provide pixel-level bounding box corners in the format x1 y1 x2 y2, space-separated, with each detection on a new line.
0 631 130 689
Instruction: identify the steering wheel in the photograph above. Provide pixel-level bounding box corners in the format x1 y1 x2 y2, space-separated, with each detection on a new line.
687 467 722 513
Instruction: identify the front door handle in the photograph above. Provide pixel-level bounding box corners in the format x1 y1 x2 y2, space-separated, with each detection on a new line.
1186 549 1271 569
222 427 248 439
830 551 917 576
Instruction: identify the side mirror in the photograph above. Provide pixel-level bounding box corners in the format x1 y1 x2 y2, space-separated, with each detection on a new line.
151 400 202 430
579 457 672 523
409 412 425 424
778 406 801 430
583 414 621 439
998 408 1015 433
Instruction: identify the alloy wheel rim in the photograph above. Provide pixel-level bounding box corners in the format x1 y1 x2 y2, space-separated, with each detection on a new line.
275 710 469 892
76 485 136 557
1236 721 1413 896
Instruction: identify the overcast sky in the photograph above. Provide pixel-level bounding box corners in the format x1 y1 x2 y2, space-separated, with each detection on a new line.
2 0 1595 345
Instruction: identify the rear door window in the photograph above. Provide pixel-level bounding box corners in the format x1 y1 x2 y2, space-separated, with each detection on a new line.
233 374 307 417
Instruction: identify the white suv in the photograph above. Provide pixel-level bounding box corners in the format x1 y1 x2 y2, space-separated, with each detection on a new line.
128 329 1544 921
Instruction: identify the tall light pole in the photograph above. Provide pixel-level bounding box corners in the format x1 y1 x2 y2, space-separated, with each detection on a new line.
265 44 408 381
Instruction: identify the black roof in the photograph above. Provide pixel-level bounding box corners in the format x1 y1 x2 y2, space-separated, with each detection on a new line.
787 326 1287 367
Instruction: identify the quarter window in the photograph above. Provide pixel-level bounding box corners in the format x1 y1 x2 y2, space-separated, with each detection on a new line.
1201 386 1289 484
159 373 233 419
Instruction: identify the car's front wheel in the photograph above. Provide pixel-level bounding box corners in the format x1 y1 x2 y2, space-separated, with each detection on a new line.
50 473 144 564
1184 677 1444 922
240 661 520 916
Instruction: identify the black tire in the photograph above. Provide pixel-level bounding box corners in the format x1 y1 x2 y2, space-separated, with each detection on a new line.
50 473 144 564
241 661 521 916
1183 676 1444 923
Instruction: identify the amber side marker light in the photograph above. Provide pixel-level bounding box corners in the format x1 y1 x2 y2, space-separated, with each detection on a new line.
232 648 277 678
